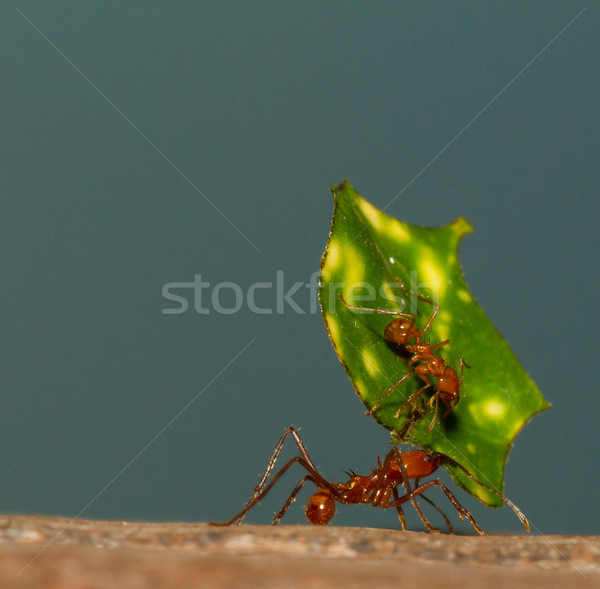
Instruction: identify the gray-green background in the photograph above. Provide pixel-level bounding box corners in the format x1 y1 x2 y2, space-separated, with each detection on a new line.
1 2 598 535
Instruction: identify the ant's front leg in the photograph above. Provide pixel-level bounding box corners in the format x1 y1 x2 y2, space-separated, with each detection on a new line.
433 453 530 532
273 474 316 524
411 478 484 535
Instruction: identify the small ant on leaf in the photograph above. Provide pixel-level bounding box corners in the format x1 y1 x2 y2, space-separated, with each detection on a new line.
209 427 529 535
340 281 469 433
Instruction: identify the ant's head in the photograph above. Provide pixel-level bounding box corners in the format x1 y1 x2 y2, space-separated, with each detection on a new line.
401 450 443 478
437 367 461 400
305 488 335 525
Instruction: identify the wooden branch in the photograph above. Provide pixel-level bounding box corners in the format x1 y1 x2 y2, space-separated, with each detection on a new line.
1 515 599 588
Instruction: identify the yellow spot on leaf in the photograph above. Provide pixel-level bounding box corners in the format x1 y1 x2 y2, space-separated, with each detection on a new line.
432 310 451 342
435 324 450 344
439 311 451 323
343 246 367 301
419 259 445 295
484 400 506 418
390 220 409 241
354 378 366 396
326 313 340 342
381 282 401 307
358 199 384 230
457 289 471 302
325 241 340 271
361 349 379 377
468 399 507 424
506 418 524 442
475 486 491 502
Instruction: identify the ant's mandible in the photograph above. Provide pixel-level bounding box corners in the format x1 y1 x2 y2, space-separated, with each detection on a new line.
209 427 529 535
339 281 469 433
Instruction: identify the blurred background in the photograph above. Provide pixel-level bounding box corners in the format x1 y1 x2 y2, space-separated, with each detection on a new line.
1 2 597 536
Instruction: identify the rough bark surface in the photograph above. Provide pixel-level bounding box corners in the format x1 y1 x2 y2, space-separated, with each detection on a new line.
1 515 598 588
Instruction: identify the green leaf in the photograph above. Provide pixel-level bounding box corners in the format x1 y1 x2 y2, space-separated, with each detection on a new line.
319 180 550 507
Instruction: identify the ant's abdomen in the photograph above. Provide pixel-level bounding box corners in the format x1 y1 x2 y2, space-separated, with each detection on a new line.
384 319 416 345
305 489 336 525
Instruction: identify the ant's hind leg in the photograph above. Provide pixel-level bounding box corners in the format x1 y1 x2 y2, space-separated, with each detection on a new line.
273 474 315 524
238 427 298 522
210 455 334 526
244 426 319 517
210 427 326 526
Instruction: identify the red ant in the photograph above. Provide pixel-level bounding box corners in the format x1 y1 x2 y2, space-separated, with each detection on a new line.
339 282 469 433
209 427 529 535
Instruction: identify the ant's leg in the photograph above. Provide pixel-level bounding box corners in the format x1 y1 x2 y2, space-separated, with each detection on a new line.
419 493 454 534
394 484 452 533
424 393 440 434
208 456 321 526
393 383 431 419
238 426 318 523
433 480 483 535
407 494 440 533
430 339 450 351
385 448 439 533
210 428 336 527
367 448 414 526
273 474 316 524
395 281 440 337
392 487 407 531
432 453 530 532
459 358 471 386
287 426 320 472
366 373 413 416
385 478 483 535
338 293 417 320
405 478 484 535
242 427 296 513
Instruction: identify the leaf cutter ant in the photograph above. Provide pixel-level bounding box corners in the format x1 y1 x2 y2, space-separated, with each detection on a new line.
340 282 469 433
209 427 529 535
